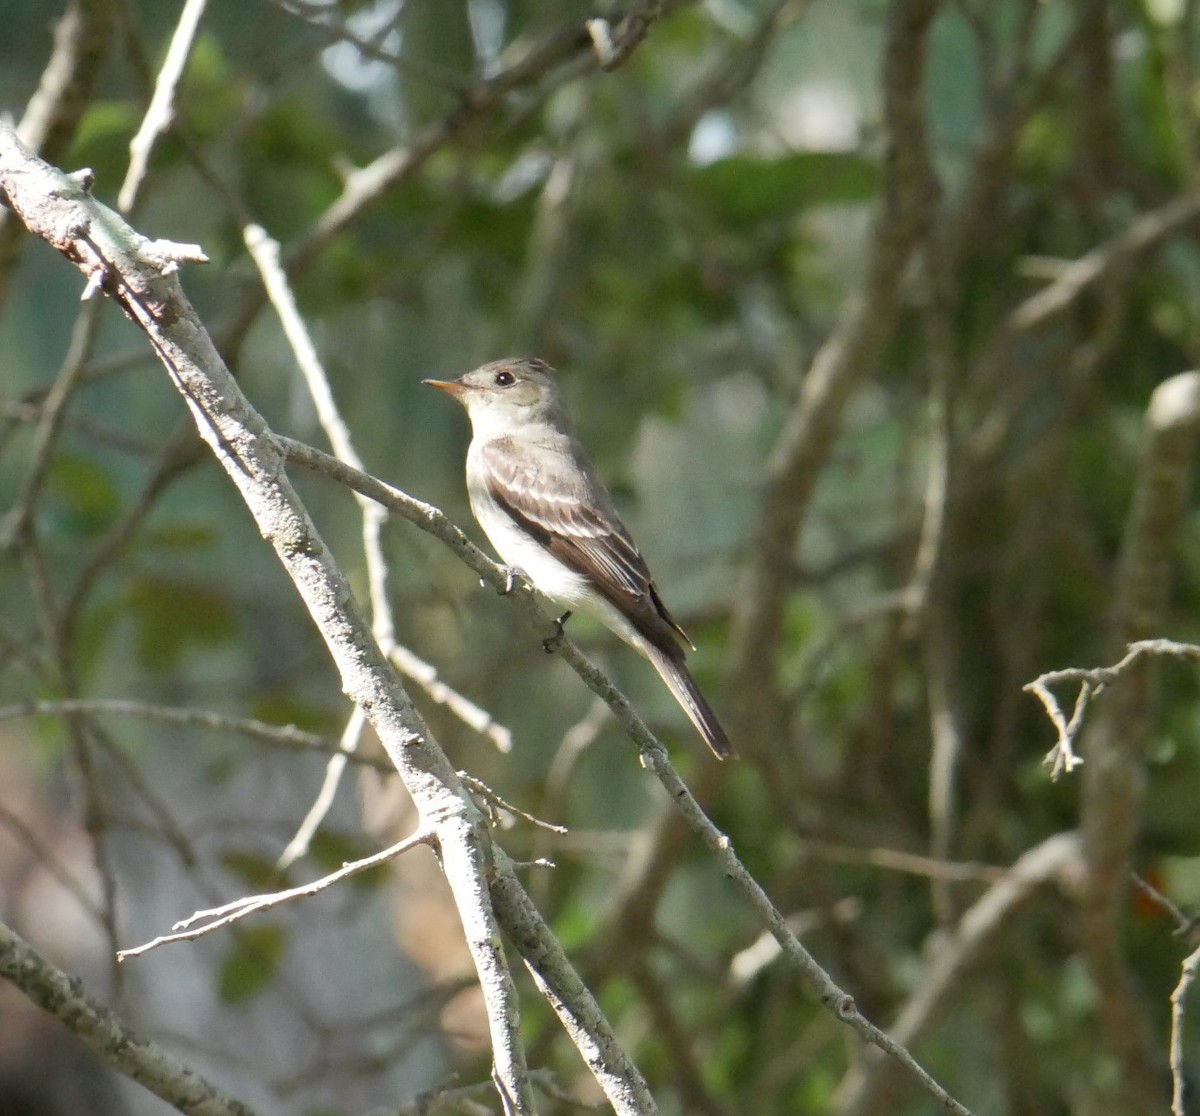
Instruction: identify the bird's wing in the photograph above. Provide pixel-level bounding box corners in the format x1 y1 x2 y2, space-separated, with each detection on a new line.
481 436 691 649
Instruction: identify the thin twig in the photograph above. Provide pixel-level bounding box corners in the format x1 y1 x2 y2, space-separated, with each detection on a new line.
389 646 513 754
1025 638 1200 778
275 704 366 872
1131 872 1195 937
0 801 106 924
1009 195 1200 335
244 222 513 870
1171 945 1200 1116
0 300 104 551
0 697 394 772
117 829 435 960
0 126 657 1113
836 832 1082 1115
118 0 209 212
460 773 568 835
284 432 976 1111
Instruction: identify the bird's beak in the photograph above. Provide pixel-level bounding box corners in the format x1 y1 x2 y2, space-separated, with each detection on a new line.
422 378 468 397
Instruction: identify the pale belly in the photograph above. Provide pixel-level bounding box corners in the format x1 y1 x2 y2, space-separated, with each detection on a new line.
465 462 646 652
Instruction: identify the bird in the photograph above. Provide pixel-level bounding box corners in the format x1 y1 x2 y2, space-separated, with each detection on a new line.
424 357 733 759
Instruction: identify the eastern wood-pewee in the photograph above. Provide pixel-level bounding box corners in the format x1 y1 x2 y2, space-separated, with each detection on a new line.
425 358 733 759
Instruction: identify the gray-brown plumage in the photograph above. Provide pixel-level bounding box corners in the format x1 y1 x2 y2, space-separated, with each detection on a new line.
425 358 733 759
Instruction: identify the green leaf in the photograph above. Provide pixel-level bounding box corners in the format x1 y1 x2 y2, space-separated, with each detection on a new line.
126 574 239 671
68 101 140 185
140 523 217 552
247 695 337 735
217 924 287 1003
308 830 389 889
47 454 121 536
691 152 880 227
220 850 289 892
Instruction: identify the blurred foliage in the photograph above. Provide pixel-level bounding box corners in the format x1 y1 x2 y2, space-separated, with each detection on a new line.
217 923 289 1003
2 1 1200 1114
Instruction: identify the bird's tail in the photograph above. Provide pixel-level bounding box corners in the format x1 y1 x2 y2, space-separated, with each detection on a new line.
645 645 735 760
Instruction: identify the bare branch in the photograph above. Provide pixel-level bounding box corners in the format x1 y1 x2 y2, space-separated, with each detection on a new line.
1076 371 1200 1114
1026 638 1200 778
0 696 394 771
118 0 210 212
0 919 262 1116
837 832 1083 1116
1009 196 1200 335
727 0 940 753
0 122 656 1115
1172 944 1200 1116
282 416 977 1113
459 773 568 836
0 301 104 551
117 829 435 960
638 747 975 1116
243 221 511 872
0 0 113 307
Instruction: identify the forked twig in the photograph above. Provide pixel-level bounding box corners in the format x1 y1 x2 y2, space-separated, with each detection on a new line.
1025 639 1200 778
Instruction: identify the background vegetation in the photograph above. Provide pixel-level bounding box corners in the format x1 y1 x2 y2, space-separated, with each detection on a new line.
2 0 1200 1113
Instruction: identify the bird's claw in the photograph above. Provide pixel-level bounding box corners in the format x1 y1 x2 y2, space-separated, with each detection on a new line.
489 565 526 595
542 611 572 654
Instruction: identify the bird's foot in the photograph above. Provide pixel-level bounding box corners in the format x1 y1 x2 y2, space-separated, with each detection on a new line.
487 565 528 595
542 611 573 654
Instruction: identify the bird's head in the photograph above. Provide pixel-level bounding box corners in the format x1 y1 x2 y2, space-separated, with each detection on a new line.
424 358 569 436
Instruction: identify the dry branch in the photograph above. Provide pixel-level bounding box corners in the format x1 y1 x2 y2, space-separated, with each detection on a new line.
727 0 940 754
0 121 653 1116
1077 371 1200 1115
0 919 261 1116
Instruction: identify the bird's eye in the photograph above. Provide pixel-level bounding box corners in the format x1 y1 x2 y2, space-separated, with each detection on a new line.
494 370 515 387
